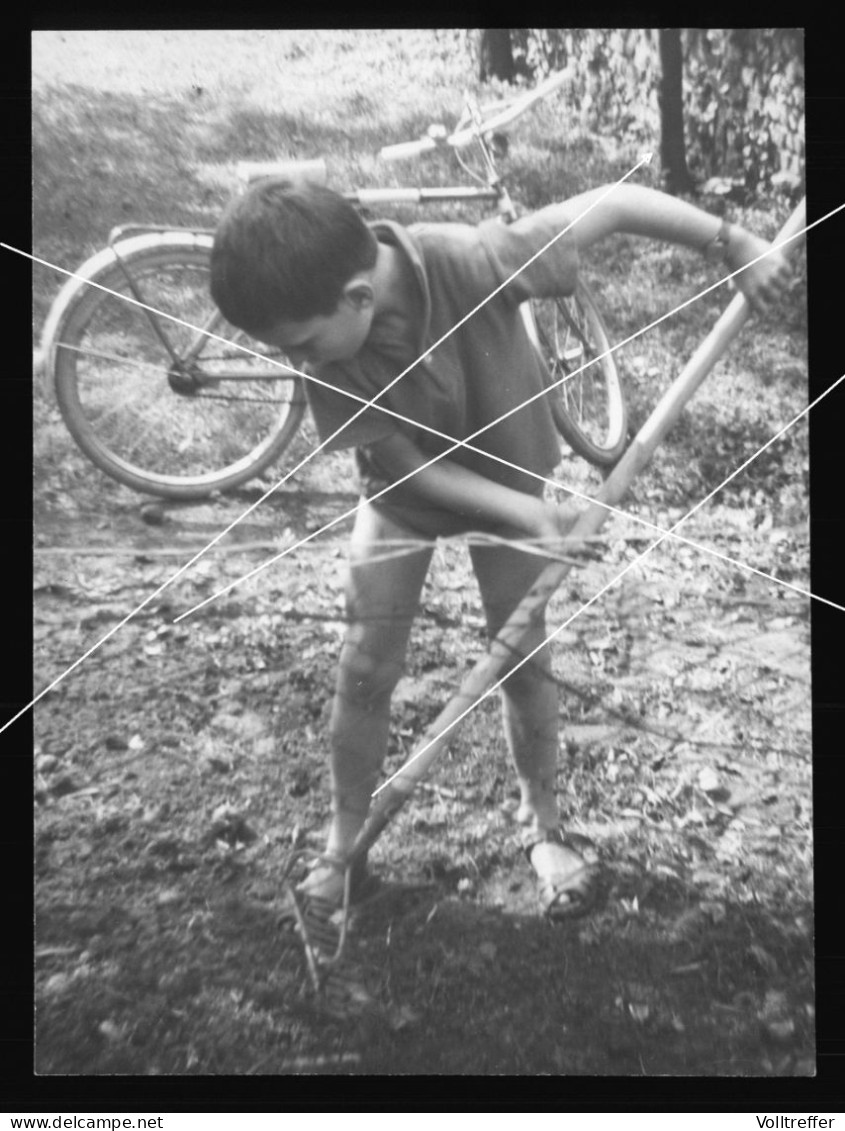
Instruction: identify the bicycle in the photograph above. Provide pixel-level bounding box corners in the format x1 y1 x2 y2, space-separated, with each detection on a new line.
39 68 628 500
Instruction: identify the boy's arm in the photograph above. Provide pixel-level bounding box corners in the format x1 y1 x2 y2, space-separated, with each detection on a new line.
367 433 578 546
534 184 791 314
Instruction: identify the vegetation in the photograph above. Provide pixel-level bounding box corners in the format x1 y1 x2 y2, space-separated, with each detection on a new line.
473 29 804 198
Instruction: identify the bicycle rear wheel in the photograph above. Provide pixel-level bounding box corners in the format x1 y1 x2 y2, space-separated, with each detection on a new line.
532 282 627 467
48 232 307 499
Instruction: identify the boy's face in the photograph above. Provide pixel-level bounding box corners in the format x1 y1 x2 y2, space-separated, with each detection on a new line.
258 282 374 369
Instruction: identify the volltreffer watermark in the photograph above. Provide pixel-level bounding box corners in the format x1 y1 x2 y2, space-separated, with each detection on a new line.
755 1120 837 1128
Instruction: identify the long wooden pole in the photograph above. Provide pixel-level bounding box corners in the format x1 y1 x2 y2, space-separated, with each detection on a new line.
349 199 807 864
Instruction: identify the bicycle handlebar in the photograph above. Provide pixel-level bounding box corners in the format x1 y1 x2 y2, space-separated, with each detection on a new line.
379 67 569 162
380 137 439 162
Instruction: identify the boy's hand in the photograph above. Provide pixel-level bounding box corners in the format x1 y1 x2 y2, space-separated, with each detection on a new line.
527 500 599 561
725 226 792 316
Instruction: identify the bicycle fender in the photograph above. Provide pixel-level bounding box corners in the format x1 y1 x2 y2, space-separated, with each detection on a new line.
38 230 214 401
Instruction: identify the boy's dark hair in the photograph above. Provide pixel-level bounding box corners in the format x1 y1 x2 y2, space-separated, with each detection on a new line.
210 178 378 334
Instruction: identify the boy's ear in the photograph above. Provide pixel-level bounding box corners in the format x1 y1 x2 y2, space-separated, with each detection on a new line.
342 276 375 311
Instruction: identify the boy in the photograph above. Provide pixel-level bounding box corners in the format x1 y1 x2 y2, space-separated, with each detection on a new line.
211 178 790 919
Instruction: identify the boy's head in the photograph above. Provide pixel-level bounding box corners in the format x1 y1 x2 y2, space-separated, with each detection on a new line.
211 177 379 364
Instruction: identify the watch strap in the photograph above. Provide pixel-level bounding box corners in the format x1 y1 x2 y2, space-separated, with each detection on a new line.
702 218 732 261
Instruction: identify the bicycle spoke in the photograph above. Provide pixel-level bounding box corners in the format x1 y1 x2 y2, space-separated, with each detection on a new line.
115 406 169 465
55 339 170 377
178 307 233 365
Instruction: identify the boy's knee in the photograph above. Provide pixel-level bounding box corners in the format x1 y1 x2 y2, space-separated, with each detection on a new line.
336 642 403 707
499 658 540 695
498 641 552 693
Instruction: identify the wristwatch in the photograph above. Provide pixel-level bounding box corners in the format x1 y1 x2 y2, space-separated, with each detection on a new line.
702 218 732 262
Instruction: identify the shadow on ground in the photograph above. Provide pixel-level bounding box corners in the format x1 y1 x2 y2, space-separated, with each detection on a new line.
35 832 815 1076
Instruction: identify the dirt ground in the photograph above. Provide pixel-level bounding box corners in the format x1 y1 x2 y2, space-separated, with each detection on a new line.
32 425 817 1077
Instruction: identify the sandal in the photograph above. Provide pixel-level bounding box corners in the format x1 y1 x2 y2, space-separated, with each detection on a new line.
523 828 602 922
295 852 379 909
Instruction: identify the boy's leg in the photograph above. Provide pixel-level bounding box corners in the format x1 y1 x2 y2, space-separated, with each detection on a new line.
322 501 432 870
469 538 559 834
470 538 591 902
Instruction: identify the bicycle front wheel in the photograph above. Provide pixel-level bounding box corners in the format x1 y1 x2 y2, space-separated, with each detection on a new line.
48 232 307 499
532 282 627 467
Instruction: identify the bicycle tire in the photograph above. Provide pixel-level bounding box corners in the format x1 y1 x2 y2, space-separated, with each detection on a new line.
531 281 628 467
45 231 307 500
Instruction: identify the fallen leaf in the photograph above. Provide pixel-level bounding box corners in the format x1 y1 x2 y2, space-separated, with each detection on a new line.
51 774 80 798
700 900 727 923
747 944 778 974
98 1019 126 1042
691 869 724 886
763 1018 796 1044
42 972 72 995
697 767 720 793
389 1003 421 1031
670 962 704 975
761 988 789 1018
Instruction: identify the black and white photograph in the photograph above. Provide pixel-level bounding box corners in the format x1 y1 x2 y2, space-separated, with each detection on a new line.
28 27 831 1079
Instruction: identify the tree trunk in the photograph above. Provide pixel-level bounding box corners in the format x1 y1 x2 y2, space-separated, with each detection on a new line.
478 29 516 83
659 28 696 194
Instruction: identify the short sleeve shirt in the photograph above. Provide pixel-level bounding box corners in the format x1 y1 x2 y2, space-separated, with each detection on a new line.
304 206 579 520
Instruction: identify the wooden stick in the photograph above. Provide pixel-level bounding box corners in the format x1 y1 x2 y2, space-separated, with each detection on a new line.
349 200 807 863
